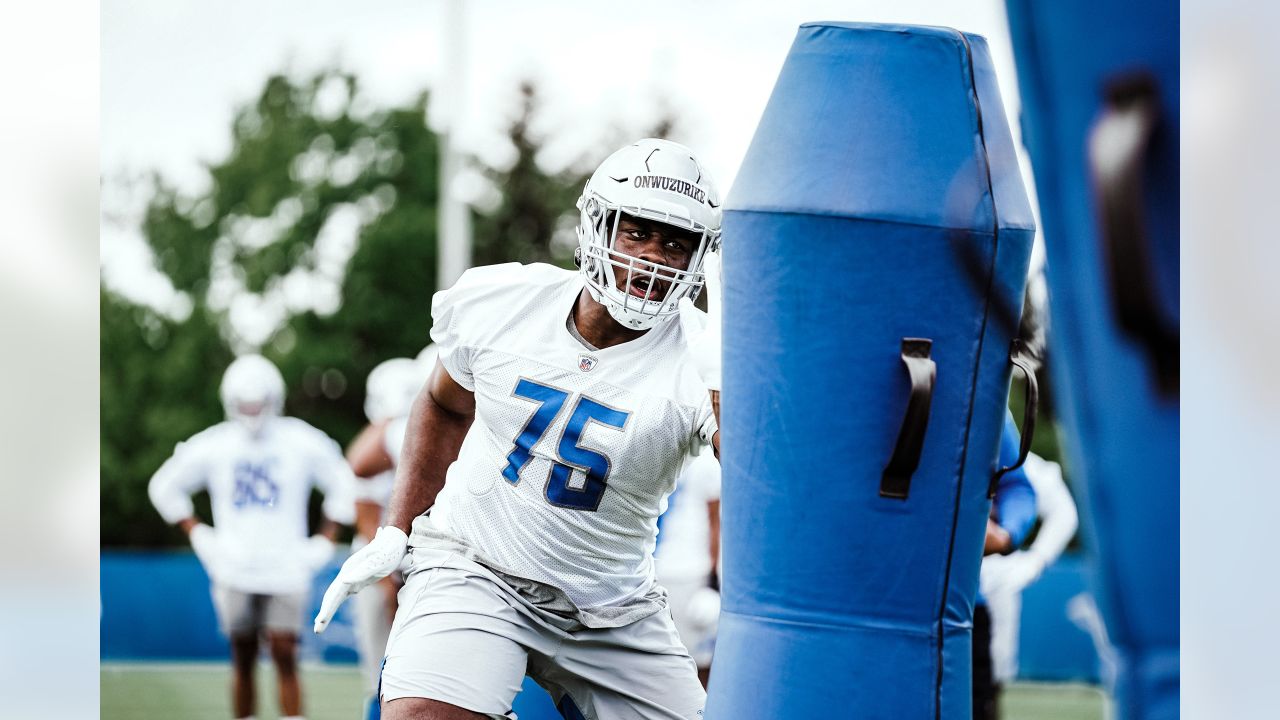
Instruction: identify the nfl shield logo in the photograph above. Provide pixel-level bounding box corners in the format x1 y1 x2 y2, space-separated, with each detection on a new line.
578 354 599 372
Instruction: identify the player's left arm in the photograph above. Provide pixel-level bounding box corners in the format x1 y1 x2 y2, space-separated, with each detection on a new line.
710 390 720 458
986 413 1038 555
707 498 721 580
680 252 723 459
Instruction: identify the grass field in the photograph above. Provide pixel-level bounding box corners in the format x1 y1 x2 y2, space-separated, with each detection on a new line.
101 662 1108 719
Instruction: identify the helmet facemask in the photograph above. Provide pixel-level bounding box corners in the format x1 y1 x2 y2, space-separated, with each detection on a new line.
576 198 720 331
229 397 277 435
575 139 723 331
220 354 285 436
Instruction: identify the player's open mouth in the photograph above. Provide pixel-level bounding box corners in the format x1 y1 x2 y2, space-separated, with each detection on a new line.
627 275 663 301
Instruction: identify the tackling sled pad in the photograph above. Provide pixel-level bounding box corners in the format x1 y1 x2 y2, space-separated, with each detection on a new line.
707 22 1035 720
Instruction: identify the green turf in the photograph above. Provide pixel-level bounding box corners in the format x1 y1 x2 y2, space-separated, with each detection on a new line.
101 663 1108 719
1001 681 1108 720
101 662 368 720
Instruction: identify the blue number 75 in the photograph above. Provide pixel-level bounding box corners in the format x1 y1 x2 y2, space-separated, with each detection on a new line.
502 378 630 512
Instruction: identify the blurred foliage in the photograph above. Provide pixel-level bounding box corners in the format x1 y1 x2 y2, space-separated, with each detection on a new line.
472 81 678 268
101 290 230 546
472 82 591 268
102 71 634 546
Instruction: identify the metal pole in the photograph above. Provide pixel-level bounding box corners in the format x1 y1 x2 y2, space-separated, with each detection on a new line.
436 0 471 291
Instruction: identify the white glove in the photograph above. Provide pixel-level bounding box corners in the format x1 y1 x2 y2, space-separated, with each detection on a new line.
678 251 723 391
188 523 223 580
302 534 337 572
313 525 408 633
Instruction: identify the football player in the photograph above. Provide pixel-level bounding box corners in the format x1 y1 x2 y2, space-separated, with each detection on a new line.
973 413 1039 720
346 353 433 719
653 450 722 687
315 138 723 720
980 452 1079 685
149 354 356 720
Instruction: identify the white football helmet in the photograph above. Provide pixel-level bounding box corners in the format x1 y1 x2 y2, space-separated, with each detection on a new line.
219 354 285 434
364 357 428 423
576 138 722 330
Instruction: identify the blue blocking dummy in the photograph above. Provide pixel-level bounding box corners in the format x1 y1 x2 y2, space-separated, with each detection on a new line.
1004 2 1178 718
707 23 1035 720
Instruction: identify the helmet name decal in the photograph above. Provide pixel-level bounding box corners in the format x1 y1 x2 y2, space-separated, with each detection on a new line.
633 175 706 203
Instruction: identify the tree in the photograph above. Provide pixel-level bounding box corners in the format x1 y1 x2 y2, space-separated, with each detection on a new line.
471 81 678 269
101 289 230 546
102 70 443 546
102 72 686 546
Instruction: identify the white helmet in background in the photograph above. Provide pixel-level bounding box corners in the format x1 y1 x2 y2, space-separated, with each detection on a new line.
576 138 722 330
365 357 428 423
220 354 285 434
416 343 439 373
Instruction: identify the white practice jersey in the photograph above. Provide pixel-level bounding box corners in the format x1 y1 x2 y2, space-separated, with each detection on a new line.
149 416 357 594
1019 453 1079 564
654 451 721 583
425 263 716 610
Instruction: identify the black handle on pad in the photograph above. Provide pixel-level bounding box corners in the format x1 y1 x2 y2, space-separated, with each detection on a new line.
881 338 937 500
1089 73 1179 396
989 340 1039 498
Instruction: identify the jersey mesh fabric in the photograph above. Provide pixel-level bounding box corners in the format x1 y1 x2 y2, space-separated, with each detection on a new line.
426 263 716 610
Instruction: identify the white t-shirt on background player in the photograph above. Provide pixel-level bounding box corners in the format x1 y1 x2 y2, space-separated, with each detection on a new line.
149 416 357 595
654 450 721 583
654 450 722 666
980 453 1080 682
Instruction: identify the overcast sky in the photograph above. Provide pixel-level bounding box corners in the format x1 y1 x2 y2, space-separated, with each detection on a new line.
101 0 1029 318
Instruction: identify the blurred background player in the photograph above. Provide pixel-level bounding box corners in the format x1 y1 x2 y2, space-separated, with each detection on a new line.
148 354 357 720
981 452 1080 688
653 449 721 686
974 412 1038 720
345 350 434 719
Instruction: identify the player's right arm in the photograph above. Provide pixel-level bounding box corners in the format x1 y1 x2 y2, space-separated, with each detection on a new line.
314 360 474 633
316 267 493 633
147 438 207 527
384 359 475 533
147 433 222 573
